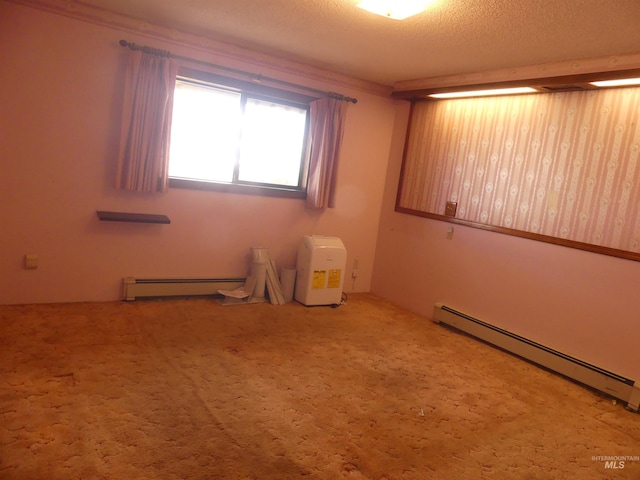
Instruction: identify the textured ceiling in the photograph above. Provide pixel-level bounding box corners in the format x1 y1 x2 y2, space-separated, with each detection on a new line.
79 0 640 86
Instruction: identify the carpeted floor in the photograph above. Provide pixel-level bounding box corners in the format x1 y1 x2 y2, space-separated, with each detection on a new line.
1 293 638 479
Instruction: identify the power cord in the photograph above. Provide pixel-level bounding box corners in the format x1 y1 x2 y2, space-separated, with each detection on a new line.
331 292 348 308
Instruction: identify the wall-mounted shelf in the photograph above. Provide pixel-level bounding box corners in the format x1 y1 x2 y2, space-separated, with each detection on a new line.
97 211 170 224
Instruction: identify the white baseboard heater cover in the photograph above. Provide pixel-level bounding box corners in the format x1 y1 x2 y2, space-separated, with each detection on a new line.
433 303 640 413
123 277 245 301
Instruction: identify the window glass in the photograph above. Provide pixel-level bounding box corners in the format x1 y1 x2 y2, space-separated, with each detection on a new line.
169 81 241 183
238 98 308 186
168 77 310 194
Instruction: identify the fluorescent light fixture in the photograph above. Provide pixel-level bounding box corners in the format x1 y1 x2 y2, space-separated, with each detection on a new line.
357 0 433 20
429 87 538 99
589 77 640 88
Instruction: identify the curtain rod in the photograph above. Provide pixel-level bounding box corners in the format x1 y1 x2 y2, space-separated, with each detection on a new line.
119 40 358 104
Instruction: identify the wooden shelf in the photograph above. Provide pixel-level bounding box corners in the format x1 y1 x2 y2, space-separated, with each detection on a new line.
97 211 170 224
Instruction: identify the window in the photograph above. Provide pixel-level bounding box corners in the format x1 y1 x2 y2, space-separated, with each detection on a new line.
168 72 311 197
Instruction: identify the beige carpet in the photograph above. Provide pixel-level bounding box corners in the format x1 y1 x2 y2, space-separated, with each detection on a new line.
1 293 638 479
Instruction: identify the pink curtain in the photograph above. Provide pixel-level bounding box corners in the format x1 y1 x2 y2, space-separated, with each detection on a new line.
116 50 178 193
306 97 349 208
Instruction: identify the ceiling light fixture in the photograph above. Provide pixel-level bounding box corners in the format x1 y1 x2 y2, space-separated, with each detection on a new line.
357 0 433 20
428 87 538 99
589 77 640 88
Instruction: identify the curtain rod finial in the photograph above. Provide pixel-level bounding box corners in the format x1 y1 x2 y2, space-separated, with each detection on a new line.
119 39 129 48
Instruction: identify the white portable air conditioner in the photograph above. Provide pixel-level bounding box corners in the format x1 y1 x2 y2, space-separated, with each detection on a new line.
294 235 346 306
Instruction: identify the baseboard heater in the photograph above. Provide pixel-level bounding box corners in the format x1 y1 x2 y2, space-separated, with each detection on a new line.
433 303 640 412
123 277 245 301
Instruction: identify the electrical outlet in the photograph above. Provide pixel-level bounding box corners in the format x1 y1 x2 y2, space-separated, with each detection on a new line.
25 254 38 269
353 258 359 270
446 227 454 240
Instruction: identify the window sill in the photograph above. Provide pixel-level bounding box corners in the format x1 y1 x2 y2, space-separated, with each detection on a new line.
169 178 307 199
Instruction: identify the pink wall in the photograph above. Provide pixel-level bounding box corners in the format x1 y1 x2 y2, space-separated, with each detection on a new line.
373 102 640 380
0 2 397 304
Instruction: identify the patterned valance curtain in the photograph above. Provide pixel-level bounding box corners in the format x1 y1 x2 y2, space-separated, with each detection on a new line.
116 50 178 193
306 97 350 208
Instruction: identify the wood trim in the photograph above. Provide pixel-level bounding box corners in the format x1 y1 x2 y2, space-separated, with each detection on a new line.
392 68 640 99
394 206 640 263
393 52 640 96
394 101 416 208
